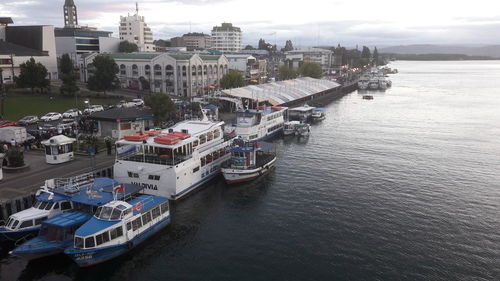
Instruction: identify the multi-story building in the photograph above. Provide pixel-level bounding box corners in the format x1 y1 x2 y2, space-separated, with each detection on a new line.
80 53 228 98
0 17 58 83
285 47 333 73
211 23 242 52
170 33 212 51
119 4 154 52
55 0 119 67
225 54 267 82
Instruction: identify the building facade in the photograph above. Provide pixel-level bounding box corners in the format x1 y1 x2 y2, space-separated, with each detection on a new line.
285 47 333 73
80 53 229 98
0 18 58 82
225 54 267 82
119 4 154 52
55 27 120 66
211 23 242 52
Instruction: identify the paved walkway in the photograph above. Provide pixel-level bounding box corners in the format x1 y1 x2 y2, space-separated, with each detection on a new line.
0 150 115 201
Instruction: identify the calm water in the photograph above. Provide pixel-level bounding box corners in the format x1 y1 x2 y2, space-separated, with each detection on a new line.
2 61 500 281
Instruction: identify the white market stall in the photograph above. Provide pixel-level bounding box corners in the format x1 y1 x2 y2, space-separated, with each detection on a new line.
42 135 76 164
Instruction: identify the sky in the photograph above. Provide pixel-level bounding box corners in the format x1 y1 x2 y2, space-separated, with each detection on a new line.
1 0 500 47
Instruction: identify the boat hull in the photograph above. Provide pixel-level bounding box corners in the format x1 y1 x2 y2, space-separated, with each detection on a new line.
0 226 40 242
65 216 170 267
222 157 276 184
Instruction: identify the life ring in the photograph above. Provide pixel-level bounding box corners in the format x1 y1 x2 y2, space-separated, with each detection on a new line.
134 202 143 212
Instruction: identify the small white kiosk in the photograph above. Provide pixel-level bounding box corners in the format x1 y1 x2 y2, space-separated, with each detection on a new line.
42 135 76 164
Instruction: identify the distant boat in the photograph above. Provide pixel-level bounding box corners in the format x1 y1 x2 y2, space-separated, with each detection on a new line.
363 95 374 100
283 121 301 136
311 108 326 121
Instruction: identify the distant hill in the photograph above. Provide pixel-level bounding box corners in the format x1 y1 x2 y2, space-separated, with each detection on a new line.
379 44 500 58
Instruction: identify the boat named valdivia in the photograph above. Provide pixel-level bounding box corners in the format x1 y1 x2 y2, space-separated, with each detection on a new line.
114 119 235 200
64 194 170 267
224 106 288 141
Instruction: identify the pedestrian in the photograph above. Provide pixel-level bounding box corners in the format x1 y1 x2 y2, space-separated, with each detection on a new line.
2 143 8 152
10 138 16 147
87 146 96 168
105 139 112 155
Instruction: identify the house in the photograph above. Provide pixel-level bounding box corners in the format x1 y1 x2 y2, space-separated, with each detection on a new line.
86 107 154 139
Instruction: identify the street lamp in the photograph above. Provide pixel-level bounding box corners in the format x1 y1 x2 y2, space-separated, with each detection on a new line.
84 99 90 113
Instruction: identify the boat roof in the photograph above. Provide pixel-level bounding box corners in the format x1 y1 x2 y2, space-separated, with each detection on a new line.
128 195 168 215
43 212 92 228
51 177 119 195
41 135 76 146
117 120 225 148
75 217 121 236
313 108 326 111
235 106 287 116
289 106 315 112
70 183 144 207
229 146 256 153
36 191 69 202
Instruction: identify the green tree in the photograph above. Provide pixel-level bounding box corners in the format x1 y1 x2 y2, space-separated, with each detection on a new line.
244 45 255 50
220 70 245 89
59 53 73 75
299 62 323 78
373 47 379 65
145 93 176 126
278 65 298 80
87 55 119 94
59 54 79 97
361 46 371 59
282 40 294 52
16 58 50 94
258 39 266 50
118 41 139 53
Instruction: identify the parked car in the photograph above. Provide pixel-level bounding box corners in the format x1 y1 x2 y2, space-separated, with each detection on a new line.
62 108 82 118
83 105 104 115
131 99 145 106
18 115 39 126
40 112 63 122
116 100 135 108
0 120 20 128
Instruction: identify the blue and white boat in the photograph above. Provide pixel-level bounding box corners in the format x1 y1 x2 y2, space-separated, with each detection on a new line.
10 211 92 260
0 174 125 243
64 194 170 267
311 108 326 121
224 106 288 141
9 182 144 259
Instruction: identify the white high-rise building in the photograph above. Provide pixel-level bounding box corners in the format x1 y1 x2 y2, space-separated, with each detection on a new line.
211 22 242 52
119 3 154 52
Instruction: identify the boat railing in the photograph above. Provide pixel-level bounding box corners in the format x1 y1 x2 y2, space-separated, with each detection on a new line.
50 173 95 194
119 153 188 166
132 196 157 212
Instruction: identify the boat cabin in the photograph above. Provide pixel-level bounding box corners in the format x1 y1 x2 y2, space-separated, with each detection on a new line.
41 135 76 164
288 105 315 121
116 121 224 166
38 212 92 243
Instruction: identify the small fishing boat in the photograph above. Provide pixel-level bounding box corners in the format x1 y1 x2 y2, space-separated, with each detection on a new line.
283 121 301 136
64 194 170 267
221 140 276 184
10 211 92 260
311 108 326 121
295 123 311 137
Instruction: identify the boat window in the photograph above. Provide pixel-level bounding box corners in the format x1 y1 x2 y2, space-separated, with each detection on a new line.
161 202 169 214
127 222 132 231
75 237 84 248
35 217 47 225
44 202 54 210
19 220 34 228
33 200 42 209
116 204 127 210
110 208 122 220
142 212 152 225
99 207 114 220
132 217 142 231
193 166 200 173
95 207 102 217
193 140 199 147
39 201 48 210
53 202 59 209
122 209 131 218
61 201 72 210
110 228 118 240
152 207 161 219
213 151 219 160
201 157 206 167
11 220 19 229
207 132 213 141
102 231 110 243
199 134 206 144
116 226 123 238
148 175 161 181
96 234 103 245
85 236 95 248
213 129 220 139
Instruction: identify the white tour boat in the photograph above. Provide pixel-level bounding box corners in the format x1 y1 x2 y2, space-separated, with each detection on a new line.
114 119 235 200
288 105 315 122
224 106 288 141
283 121 301 136
311 108 326 121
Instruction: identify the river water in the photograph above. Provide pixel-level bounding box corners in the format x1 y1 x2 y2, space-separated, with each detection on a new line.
1 60 499 281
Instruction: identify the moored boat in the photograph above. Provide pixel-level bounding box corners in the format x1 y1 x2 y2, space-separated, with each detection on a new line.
283 121 301 136
224 106 288 141
311 108 326 121
64 194 170 267
295 123 311 137
288 105 315 122
221 140 276 184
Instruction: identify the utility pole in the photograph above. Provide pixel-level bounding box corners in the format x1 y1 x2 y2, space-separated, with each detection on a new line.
0 69 4 120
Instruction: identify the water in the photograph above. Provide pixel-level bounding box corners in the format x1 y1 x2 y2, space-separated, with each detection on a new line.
2 61 500 281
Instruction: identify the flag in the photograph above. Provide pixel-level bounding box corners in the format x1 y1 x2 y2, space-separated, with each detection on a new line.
114 186 124 192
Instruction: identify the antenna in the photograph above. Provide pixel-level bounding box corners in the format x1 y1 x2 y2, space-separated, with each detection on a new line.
136 2 139 14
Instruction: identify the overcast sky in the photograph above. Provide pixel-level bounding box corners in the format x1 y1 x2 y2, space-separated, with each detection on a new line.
2 0 500 47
